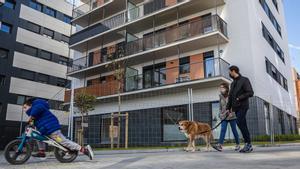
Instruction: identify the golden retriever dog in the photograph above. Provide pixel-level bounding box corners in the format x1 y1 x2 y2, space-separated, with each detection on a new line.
178 120 213 152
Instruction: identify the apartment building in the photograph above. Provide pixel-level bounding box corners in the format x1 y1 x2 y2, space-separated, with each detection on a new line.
0 0 72 148
292 68 300 132
66 0 298 147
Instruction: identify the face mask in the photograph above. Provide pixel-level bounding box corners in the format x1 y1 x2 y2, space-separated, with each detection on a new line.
229 73 234 79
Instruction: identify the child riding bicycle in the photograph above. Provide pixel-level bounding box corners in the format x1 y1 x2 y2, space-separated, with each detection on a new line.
23 97 94 160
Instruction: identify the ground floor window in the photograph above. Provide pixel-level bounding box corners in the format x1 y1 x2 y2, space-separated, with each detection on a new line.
162 105 188 141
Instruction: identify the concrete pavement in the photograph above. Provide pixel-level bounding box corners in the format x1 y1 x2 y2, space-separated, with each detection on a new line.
1 145 300 169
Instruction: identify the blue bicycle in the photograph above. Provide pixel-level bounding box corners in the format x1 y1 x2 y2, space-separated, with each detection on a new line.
4 125 78 165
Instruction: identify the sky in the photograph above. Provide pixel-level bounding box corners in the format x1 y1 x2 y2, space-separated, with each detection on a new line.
70 0 300 72
284 0 300 72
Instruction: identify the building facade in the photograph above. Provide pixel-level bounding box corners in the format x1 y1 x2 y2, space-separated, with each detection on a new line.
0 0 73 148
66 0 298 147
292 68 300 132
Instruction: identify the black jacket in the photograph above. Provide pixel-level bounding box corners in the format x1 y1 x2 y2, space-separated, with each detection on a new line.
226 75 254 112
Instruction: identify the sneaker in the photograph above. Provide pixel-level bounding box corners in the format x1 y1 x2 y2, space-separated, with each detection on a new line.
235 145 241 151
82 145 94 160
212 144 223 152
32 151 46 158
239 143 253 153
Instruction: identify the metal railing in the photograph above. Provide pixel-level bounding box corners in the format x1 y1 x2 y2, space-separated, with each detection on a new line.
68 15 228 73
73 0 111 19
73 0 186 33
65 58 230 101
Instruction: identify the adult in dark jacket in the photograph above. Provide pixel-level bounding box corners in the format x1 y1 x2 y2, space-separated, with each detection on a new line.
23 98 94 160
226 65 254 153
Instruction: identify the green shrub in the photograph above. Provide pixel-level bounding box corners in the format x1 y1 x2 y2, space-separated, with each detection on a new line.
253 134 300 142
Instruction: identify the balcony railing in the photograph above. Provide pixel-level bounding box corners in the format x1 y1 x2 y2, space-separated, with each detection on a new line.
68 15 228 73
65 58 230 102
73 0 111 19
71 0 187 37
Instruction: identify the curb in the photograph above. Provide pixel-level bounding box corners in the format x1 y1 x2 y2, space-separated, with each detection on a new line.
94 148 182 155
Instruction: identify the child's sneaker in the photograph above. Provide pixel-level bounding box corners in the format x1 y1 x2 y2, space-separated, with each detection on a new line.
235 144 240 151
81 145 94 160
212 144 223 152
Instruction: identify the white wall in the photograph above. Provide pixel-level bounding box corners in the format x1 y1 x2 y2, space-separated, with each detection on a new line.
9 77 65 101
76 87 219 116
6 104 69 125
16 27 69 57
19 4 72 36
222 0 296 116
13 52 67 79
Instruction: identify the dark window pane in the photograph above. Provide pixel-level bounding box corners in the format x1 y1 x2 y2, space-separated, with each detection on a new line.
61 35 69 44
63 15 72 24
37 74 49 83
24 45 38 57
57 78 67 87
44 6 56 17
0 75 5 86
21 69 35 81
43 28 54 39
0 48 9 59
29 0 42 11
0 22 12 33
27 21 40 33
59 56 69 66
4 0 15 9
40 50 52 60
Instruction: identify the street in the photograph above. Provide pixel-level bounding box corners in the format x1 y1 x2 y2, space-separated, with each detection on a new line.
0 145 300 169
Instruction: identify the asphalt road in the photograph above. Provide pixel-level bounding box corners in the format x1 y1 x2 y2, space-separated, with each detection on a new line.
0 145 300 169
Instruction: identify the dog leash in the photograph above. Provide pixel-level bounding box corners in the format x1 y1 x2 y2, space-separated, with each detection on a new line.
197 113 230 135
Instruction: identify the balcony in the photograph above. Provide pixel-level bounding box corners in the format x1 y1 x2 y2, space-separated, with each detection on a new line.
70 0 226 48
64 58 230 102
67 15 228 77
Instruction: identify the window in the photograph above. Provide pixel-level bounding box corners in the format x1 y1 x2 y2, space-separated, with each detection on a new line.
283 78 288 91
272 0 279 11
44 6 56 17
204 51 215 78
40 50 52 60
3 0 16 9
179 57 190 74
0 75 5 86
0 48 9 59
24 45 38 57
21 69 35 81
0 102 3 114
29 0 42 12
0 22 12 33
27 21 40 34
43 28 54 39
63 15 72 24
16 95 26 105
265 58 288 91
37 74 49 83
162 105 188 141
58 56 69 66
271 65 277 79
56 78 67 87
259 0 281 36
61 35 69 44
262 23 284 63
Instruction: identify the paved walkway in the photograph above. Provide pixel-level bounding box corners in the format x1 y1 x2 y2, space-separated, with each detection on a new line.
1 145 300 169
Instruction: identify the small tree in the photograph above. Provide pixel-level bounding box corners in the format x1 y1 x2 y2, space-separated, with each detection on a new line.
105 46 128 148
74 92 96 146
